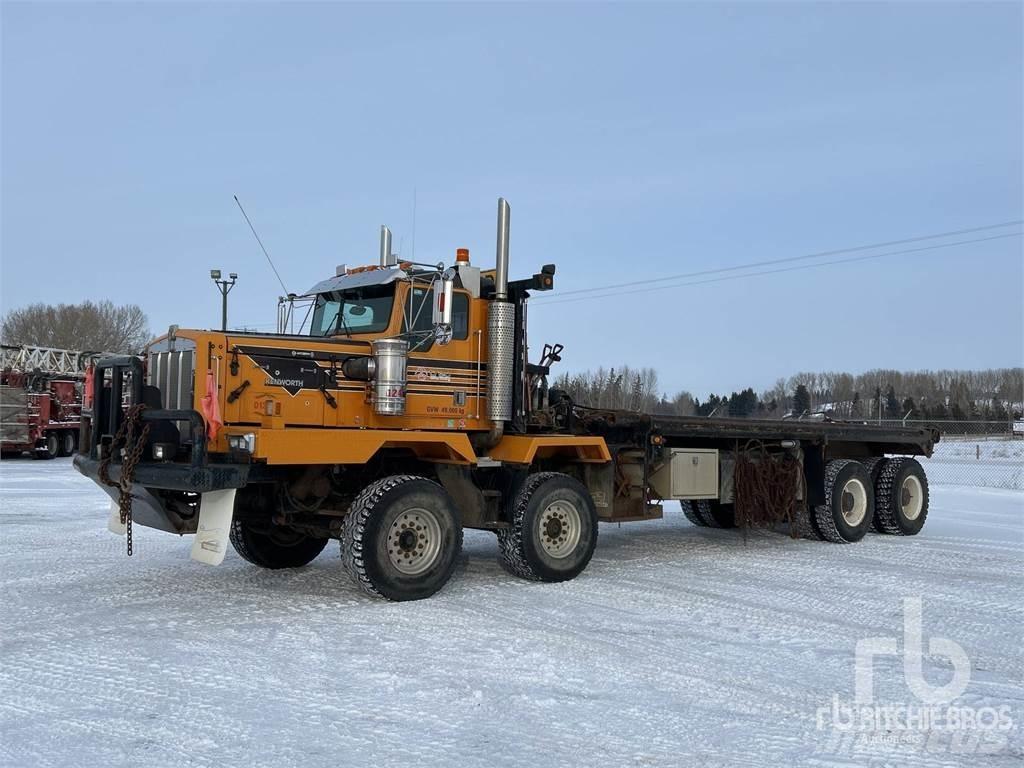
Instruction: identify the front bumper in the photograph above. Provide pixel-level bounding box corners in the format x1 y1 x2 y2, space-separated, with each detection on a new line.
73 454 249 493
73 454 250 535
76 354 250 533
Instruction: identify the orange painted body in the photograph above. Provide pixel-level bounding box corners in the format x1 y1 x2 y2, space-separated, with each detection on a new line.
154 281 608 468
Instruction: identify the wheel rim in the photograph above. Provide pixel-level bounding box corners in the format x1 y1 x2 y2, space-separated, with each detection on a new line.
538 499 582 559
900 475 924 521
839 478 868 526
387 507 443 575
47 435 58 454
63 434 75 454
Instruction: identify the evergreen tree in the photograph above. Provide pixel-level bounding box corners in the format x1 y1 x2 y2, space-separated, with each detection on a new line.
885 385 901 419
727 388 758 417
793 384 811 416
901 397 917 420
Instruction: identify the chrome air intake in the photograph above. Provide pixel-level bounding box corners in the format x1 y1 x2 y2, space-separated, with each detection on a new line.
487 197 514 423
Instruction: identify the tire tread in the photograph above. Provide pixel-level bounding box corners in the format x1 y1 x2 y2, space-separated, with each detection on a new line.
340 474 462 600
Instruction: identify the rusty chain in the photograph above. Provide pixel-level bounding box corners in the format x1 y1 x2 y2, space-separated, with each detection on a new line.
733 440 804 537
98 403 151 556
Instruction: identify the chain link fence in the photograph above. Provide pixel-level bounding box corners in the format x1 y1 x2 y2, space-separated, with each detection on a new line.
881 420 1024 490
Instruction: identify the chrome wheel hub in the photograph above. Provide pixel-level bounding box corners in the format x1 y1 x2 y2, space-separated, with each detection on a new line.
387 508 442 575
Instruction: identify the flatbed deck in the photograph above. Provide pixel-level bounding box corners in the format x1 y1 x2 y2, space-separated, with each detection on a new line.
577 411 940 457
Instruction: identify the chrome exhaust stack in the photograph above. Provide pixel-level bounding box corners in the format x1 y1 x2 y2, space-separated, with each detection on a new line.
494 198 510 300
487 197 515 424
379 225 393 267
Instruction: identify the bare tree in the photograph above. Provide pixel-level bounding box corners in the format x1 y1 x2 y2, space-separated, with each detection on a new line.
1 300 150 353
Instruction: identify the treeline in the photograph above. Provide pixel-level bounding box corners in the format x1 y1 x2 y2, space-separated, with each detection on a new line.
552 366 1024 422
1 301 150 354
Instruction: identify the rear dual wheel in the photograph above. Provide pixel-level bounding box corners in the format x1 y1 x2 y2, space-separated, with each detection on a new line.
681 500 735 528
813 459 874 543
873 457 929 536
33 433 59 460
498 472 599 582
58 431 76 457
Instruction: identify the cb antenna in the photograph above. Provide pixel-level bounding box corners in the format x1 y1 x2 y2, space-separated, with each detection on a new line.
233 195 289 295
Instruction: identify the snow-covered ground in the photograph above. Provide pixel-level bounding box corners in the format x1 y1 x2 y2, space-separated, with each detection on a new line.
1 458 1021 768
922 438 1024 490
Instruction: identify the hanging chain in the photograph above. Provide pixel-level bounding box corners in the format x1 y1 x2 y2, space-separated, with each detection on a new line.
98 403 151 556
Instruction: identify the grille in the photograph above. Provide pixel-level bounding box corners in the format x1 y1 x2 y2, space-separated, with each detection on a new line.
147 349 195 411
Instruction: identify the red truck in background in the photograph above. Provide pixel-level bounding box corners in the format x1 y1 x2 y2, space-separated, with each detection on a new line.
0 345 93 459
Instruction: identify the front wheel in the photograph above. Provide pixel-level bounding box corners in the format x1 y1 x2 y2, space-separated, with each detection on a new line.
498 472 599 582
341 475 462 601
229 518 328 569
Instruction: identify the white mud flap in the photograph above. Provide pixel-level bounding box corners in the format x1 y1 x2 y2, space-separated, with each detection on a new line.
190 489 237 566
107 500 126 535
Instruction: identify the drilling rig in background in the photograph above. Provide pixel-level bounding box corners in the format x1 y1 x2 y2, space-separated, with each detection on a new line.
0 345 92 459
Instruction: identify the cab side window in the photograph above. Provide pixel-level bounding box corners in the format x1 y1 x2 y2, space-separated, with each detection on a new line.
403 288 469 349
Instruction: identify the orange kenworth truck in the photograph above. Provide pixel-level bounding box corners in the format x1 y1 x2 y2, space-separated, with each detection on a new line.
74 199 939 601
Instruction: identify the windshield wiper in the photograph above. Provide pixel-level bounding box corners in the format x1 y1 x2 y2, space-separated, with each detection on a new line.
331 303 352 338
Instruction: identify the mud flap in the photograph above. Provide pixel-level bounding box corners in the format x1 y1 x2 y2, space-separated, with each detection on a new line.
190 489 237 566
107 500 126 535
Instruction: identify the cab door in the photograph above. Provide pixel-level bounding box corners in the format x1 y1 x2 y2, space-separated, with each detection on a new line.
400 284 484 429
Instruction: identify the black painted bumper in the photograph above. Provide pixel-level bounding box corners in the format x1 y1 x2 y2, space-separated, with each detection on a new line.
73 454 249 534
73 454 249 493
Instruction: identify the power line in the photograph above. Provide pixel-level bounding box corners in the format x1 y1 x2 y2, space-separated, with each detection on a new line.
538 220 1023 301
531 231 1022 308
234 195 290 296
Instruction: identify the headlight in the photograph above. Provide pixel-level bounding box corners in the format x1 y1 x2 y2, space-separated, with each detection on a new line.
227 433 256 453
152 442 175 461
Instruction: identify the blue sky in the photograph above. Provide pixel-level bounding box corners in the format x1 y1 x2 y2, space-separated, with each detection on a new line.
2 2 1021 399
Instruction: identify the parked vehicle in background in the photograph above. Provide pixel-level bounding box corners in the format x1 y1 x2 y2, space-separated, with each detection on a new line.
1 345 93 459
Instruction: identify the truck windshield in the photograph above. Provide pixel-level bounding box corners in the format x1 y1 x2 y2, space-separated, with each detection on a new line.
309 286 395 337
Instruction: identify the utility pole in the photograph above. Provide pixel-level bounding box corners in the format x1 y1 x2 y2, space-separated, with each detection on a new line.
210 270 237 331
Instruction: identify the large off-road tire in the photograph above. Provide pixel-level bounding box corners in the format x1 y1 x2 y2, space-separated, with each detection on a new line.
696 500 736 528
34 433 59 460
58 431 76 458
681 500 707 526
498 472 599 582
340 475 462 601
814 459 874 543
874 457 929 536
860 457 887 532
229 518 328 569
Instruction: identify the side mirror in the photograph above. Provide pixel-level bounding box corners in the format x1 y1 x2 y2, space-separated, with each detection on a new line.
432 269 455 326
432 269 456 346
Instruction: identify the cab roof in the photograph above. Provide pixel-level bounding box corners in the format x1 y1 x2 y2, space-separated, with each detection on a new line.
303 265 408 297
